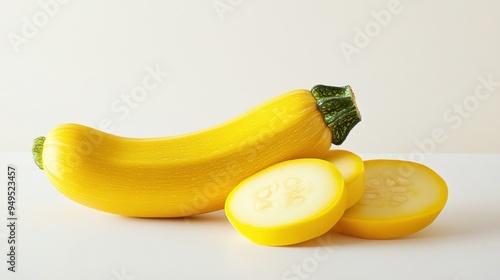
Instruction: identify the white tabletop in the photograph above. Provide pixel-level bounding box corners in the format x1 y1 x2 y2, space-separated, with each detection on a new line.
1 152 498 280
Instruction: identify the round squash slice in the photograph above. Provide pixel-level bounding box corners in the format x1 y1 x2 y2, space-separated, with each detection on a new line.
225 158 346 246
323 149 365 209
334 159 448 239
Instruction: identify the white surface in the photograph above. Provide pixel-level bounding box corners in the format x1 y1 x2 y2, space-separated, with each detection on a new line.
1 152 499 280
1 0 500 153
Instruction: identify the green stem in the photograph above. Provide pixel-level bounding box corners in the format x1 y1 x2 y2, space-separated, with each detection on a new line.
32 136 46 170
310 85 361 145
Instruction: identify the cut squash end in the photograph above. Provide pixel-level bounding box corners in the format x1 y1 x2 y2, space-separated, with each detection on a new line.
335 159 448 239
225 158 347 246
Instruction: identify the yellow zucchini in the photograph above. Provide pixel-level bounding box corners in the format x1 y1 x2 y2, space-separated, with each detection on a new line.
32 85 361 217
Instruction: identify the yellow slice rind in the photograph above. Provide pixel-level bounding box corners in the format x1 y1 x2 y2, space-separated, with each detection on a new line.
225 158 346 246
334 159 448 239
323 149 365 209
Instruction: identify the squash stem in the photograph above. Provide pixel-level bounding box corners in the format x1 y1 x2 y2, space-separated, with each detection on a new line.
32 136 46 170
311 85 361 145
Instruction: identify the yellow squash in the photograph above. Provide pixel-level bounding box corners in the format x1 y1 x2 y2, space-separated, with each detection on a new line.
322 149 365 209
334 159 448 239
32 85 361 217
225 158 346 246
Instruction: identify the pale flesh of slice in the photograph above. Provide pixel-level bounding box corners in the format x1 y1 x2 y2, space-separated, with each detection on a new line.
225 158 346 246
334 159 448 239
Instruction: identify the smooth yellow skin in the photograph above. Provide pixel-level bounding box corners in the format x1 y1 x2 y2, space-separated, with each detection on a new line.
39 90 333 217
334 159 448 239
322 149 365 209
225 158 346 246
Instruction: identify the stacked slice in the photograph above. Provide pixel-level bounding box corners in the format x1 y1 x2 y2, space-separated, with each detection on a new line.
225 150 448 246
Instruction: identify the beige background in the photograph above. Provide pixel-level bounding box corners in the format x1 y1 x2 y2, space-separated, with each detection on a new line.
1 0 499 153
